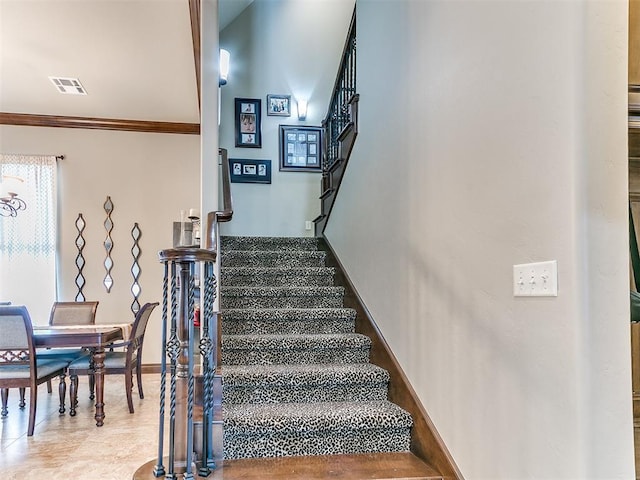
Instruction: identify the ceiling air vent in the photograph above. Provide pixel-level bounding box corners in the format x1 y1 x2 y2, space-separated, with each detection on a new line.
48 77 87 95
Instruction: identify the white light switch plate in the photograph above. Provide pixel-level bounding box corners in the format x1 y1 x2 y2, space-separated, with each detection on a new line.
513 260 558 297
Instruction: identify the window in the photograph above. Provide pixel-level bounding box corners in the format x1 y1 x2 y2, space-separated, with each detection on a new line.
0 154 57 324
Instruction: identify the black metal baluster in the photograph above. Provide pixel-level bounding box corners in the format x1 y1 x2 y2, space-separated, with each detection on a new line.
153 262 169 477
166 261 179 480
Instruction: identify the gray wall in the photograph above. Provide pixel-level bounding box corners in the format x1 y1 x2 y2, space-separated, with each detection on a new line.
219 0 355 237
325 1 633 478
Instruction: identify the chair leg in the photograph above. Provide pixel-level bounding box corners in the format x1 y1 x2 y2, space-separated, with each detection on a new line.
27 386 37 436
19 388 26 408
69 375 78 417
1 388 8 417
125 371 134 413
46 379 52 394
136 359 144 399
58 373 66 414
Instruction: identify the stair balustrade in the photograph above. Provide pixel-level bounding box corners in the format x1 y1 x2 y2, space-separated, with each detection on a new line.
316 6 359 235
151 148 232 479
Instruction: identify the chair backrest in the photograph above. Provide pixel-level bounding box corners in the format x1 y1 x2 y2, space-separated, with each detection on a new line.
0 306 35 370
127 302 159 359
49 301 98 326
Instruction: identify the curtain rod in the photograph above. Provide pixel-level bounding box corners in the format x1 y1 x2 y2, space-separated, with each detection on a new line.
56 155 65 161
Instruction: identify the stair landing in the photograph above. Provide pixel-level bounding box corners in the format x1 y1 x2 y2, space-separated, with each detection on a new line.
133 452 443 480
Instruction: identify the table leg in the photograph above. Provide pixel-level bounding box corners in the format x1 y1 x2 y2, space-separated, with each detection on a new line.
93 346 106 427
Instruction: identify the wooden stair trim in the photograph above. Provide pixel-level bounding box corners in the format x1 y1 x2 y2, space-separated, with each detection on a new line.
320 188 335 200
134 452 443 480
319 237 463 480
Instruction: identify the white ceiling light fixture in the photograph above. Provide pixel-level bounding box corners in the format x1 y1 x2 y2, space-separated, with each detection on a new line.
49 77 87 95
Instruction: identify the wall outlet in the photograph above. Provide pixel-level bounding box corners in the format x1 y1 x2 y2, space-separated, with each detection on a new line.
513 260 558 297
305 220 313 231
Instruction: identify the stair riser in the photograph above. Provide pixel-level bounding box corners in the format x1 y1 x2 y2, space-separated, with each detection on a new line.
223 274 335 287
222 237 318 251
223 429 411 460
224 383 389 404
222 319 355 335
222 253 326 268
222 348 370 365
222 296 343 309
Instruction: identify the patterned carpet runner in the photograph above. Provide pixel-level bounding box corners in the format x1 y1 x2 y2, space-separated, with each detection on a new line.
220 236 413 460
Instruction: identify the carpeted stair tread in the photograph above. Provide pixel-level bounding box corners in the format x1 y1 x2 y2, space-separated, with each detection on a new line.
222 307 356 322
222 333 370 351
221 286 345 309
221 236 318 251
223 266 334 276
221 250 326 268
222 286 344 297
224 400 413 434
223 363 389 387
222 308 356 335
222 266 335 287
222 364 390 404
222 334 371 365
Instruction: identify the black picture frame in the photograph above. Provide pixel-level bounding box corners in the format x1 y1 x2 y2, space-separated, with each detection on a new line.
267 94 291 116
229 158 271 184
279 125 323 172
235 98 262 148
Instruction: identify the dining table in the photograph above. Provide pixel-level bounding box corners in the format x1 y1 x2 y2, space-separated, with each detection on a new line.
33 324 127 427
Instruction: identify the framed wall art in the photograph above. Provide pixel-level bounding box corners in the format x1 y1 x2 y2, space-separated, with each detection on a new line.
267 94 291 116
279 125 323 172
229 158 271 184
235 98 262 148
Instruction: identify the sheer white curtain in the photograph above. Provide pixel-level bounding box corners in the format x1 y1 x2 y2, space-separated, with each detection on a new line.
0 154 57 325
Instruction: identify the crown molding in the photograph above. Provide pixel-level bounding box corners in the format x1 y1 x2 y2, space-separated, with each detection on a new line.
0 112 200 135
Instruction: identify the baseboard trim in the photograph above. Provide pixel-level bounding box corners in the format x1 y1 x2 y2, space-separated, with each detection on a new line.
319 237 464 480
141 364 162 374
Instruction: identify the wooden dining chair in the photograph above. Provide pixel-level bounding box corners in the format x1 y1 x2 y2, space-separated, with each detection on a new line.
38 301 99 394
0 305 70 436
68 302 158 414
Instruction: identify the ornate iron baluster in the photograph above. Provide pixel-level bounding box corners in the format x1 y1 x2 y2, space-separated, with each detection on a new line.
153 261 169 478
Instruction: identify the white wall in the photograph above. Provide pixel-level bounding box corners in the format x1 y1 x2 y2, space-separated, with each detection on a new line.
0 125 200 364
326 0 633 478
219 0 355 237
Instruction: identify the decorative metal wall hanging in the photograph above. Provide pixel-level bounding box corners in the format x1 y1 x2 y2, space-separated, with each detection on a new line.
103 196 114 293
74 213 86 302
130 223 142 315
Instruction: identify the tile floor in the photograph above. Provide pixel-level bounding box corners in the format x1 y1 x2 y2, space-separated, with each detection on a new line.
0 374 164 480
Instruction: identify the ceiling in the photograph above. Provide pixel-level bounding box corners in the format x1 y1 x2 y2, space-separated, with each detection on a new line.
0 0 252 127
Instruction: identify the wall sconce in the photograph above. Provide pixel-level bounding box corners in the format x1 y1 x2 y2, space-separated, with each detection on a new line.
219 49 230 86
297 99 308 120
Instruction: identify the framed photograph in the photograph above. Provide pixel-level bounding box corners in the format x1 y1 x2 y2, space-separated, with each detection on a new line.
267 94 291 117
235 98 262 148
229 158 271 184
279 125 323 172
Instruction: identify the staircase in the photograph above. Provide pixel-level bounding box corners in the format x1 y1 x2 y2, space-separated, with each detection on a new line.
220 236 414 461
